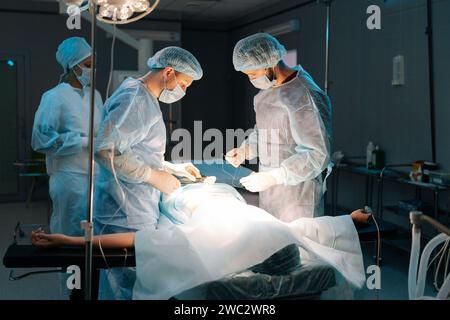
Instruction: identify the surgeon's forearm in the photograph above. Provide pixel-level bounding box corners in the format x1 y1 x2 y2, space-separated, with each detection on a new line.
65 233 135 249
33 131 84 157
281 150 329 185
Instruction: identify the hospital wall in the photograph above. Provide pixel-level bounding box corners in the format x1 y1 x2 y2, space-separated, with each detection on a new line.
180 28 234 158
230 0 450 216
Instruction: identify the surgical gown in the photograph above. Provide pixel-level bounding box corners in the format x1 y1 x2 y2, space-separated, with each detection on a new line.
94 77 166 299
133 183 365 299
31 83 103 236
244 65 332 221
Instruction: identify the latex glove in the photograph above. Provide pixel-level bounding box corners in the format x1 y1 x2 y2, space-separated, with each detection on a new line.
240 169 286 192
225 147 247 168
146 170 181 195
163 161 201 182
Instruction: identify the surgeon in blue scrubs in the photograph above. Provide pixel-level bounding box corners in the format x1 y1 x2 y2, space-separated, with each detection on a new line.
94 46 203 299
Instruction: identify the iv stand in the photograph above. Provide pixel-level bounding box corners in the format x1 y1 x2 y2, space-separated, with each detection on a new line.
81 0 97 300
324 0 332 95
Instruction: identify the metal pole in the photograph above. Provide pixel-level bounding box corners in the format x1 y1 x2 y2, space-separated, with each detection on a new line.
83 0 97 300
410 211 450 237
426 0 436 163
324 0 331 95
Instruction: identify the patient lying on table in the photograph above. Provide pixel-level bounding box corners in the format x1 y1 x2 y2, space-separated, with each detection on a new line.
32 183 370 299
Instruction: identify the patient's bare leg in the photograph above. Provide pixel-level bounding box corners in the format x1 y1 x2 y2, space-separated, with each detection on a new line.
350 209 372 225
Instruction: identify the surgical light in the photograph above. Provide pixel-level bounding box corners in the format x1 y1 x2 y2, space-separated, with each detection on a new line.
95 0 159 24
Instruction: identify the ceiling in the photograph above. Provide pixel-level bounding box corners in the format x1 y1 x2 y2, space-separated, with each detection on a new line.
156 0 283 22
0 0 291 23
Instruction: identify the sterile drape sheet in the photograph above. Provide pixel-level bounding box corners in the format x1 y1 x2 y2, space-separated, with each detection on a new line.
133 184 365 299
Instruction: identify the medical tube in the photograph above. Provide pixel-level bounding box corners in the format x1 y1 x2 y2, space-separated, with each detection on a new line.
408 222 421 299
415 233 449 298
437 273 450 299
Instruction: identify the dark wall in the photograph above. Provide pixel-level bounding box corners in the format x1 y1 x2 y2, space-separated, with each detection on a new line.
180 29 234 158
330 0 431 166
433 0 450 173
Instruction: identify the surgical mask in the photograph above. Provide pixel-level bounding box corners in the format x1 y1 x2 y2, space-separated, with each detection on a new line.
250 69 276 90
74 65 91 87
159 76 186 104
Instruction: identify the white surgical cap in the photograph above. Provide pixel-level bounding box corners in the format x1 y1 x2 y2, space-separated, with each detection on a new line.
147 46 203 81
56 37 92 72
232 33 287 72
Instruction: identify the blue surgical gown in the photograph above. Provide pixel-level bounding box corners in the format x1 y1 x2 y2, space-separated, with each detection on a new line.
32 83 103 236
94 77 166 299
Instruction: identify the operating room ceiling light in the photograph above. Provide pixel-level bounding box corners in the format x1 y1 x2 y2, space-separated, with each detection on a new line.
94 0 160 24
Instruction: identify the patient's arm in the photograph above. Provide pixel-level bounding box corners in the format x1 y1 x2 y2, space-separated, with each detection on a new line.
31 230 135 249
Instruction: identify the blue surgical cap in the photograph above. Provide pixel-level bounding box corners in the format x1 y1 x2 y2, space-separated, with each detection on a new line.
56 37 92 72
147 46 203 81
232 33 287 72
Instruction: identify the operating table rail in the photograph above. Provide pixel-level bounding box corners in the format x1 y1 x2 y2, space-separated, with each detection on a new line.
3 244 135 300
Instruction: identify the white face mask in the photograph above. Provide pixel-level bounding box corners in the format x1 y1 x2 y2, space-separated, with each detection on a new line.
74 64 91 87
159 75 186 104
250 69 276 90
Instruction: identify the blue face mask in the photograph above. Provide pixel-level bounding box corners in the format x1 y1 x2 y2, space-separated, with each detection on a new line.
250 68 276 90
159 75 186 104
74 64 91 87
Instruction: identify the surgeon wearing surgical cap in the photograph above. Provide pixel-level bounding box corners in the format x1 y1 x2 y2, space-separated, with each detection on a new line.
32 37 103 236
94 46 203 299
226 33 333 221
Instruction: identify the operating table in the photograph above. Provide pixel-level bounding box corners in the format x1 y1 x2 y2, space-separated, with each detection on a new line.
3 242 337 300
3 216 396 300
2 162 395 300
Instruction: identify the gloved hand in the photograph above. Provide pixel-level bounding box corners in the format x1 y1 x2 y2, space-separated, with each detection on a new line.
163 161 201 182
240 168 286 192
225 143 258 168
225 147 247 168
146 170 181 195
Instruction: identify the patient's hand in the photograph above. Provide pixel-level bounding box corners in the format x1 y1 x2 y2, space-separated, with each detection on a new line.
31 230 67 248
350 209 372 225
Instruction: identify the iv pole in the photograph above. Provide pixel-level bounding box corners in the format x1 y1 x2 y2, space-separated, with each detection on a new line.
75 0 160 300
323 0 332 95
81 0 97 300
